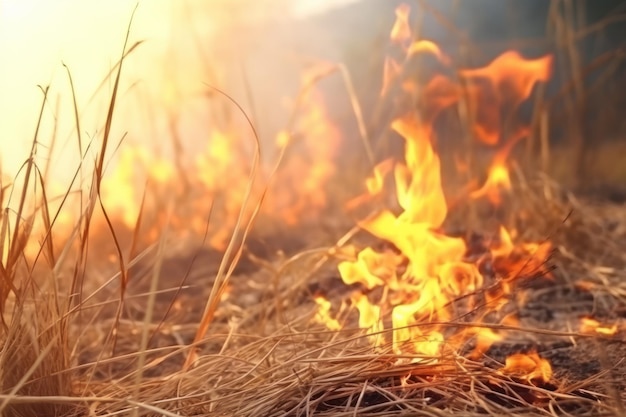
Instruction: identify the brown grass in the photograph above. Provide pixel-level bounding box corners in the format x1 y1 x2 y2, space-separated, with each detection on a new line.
1 1 625 417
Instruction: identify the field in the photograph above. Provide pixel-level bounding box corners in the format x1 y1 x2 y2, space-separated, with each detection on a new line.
0 1 625 416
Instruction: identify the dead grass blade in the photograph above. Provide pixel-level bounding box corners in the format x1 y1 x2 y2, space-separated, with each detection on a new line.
90 5 138 354
0 86 50 327
184 84 263 370
0 334 59 413
131 202 173 417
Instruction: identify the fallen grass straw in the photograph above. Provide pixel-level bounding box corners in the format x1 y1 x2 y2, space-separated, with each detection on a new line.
1 2 626 416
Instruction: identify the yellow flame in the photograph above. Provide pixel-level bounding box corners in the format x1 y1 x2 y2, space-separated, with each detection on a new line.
470 162 512 205
501 351 553 383
390 4 412 44
580 317 618 336
318 7 554 362
314 295 342 331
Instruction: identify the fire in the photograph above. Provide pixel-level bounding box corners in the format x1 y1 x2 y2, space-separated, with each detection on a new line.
88 81 338 250
407 40 447 63
380 4 553 207
13 79 339 262
500 351 553 384
459 51 553 146
352 292 384 346
490 226 515 259
338 247 402 290
314 295 341 332
270 87 339 226
2 1 347 262
580 317 618 336
4 0 561 391
315 4 553 366
470 159 511 206
365 159 394 195
390 4 412 44
102 146 177 229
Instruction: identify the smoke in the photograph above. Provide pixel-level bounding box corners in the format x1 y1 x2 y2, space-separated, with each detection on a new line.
1 0 622 187
0 0 348 183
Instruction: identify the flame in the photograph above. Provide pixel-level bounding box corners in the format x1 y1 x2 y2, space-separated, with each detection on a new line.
102 146 178 229
460 52 551 205
580 317 618 336
2 1 354 264
339 109 493 357
469 327 504 359
459 51 553 146
269 88 339 226
407 40 446 62
490 226 515 259
500 351 553 384
4 0 559 380
338 247 402 290
315 4 553 366
365 159 394 196
95 80 340 249
385 3 552 209
352 292 384 347
390 4 412 44
470 160 511 206
314 295 342 332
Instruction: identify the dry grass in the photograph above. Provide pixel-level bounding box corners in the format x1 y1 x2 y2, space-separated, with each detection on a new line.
2 150 624 417
1 1 626 417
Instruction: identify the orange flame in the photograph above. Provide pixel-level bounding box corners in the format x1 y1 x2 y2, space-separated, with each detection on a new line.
315 4 553 366
490 226 515 259
270 88 339 225
79 79 340 252
501 351 553 384
470 160 511 206
580 317 618 336
460 51 552 146
390 4 412 44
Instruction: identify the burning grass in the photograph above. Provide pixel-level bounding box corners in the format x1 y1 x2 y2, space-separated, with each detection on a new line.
1 3 626 417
